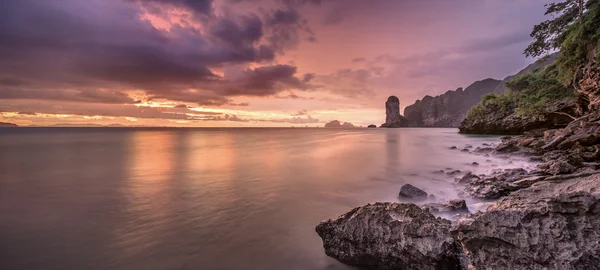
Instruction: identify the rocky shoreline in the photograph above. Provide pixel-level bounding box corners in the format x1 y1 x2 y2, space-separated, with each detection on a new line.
315 112 600 269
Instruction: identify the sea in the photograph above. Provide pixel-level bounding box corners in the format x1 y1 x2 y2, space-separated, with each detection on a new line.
0 127 532 270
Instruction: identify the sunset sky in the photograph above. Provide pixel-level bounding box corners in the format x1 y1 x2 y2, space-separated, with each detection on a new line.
0 0 551 127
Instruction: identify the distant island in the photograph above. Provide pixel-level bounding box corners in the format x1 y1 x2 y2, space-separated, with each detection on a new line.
324 120 356 128
0 122 18 127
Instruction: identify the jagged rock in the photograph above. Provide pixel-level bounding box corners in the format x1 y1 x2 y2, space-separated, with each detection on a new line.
404 79 502 127
381 96 410 128
454 173 600 270
464 168 530 199
315 203 466 270
422 200 469 214
456 172 480 184
399 184 428 200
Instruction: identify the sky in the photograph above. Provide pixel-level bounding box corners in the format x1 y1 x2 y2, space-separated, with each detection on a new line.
0 0 552 127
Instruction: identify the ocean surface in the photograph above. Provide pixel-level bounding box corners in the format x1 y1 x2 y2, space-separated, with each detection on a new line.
0 128 530 270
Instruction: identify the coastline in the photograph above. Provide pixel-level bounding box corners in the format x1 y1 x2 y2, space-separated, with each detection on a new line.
315 112 600 269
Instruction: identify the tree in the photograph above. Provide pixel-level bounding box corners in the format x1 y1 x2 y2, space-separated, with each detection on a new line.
524 0 589 58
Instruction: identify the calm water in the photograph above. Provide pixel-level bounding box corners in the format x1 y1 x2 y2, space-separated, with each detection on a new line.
0 128 524 270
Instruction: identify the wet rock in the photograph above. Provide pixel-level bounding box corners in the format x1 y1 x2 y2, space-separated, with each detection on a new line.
470 162 479 166
432 170 445 174
454 173 600 270
456 172 480 184
473 147 493 154
464 168 529 199
461 149 469 152
446 170 462 176
422 200 469 214
399 184 428 200
464 144 473 149
316 203 466 270
449 146 457 150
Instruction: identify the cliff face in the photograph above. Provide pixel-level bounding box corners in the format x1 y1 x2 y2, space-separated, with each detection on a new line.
404 78 502 127
381 96 409 128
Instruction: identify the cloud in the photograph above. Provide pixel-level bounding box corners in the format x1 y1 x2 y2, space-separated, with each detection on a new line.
294 109 308 116
0 0 314 109
351 57 366 63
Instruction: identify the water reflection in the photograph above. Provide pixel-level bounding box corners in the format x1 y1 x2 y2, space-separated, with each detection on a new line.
0 128 521 270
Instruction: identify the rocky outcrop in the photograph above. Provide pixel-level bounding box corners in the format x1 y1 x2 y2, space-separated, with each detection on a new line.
381 96 409 128
324 120 356 128
454 173 600 270
404 79 502 127
458 97 584 135
315 203 466 270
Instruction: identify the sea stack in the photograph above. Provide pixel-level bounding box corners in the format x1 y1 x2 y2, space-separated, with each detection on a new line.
381 96 409 128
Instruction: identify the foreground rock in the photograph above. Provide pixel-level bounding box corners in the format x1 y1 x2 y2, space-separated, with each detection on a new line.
316 203 466 270
381 96 409 128
454 173 600 269
398 184 427 200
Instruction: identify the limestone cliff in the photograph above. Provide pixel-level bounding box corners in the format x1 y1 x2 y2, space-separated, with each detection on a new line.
381 96 409 128
404 79 502 127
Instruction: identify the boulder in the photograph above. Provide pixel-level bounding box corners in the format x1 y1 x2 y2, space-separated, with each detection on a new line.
454 173 600 270
422 200 469 214
316 203 466 270
399 184 428 200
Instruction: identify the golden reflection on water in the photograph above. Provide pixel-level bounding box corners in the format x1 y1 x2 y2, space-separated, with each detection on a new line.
115 131 177 258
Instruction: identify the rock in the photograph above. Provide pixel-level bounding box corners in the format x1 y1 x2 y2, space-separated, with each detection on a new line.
454 173 600 270
432 170 445 174
381 96 410 128
461 149 469 152
473 147 493 153
458 98 583 135
449 146 457 150
464 168 530 199
399 184 428 200
367 124 377 128
470 162 479 166
422 200 469 214
404 79 503 127
446 170 462 176
456 172 480 184
316 203 466 270
546 160 577 175
464 144 473 149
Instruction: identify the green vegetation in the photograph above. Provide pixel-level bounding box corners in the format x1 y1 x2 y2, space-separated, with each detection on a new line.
467 64 577 119
466 0 599 122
